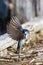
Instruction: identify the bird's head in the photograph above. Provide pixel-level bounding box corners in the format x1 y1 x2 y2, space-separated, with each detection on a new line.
22 29 29 35
21 29 29 40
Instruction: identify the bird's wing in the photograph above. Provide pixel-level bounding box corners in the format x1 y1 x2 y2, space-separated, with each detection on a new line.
11 16 23 31
7 16 24 40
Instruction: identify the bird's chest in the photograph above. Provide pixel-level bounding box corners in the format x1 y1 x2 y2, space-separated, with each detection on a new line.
19 39 26 46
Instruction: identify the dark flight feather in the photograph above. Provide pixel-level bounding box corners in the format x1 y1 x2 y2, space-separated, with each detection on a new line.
7 16 24 40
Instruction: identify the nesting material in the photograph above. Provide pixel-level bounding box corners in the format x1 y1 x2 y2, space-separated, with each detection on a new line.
0 49 7 57
40 29 43 36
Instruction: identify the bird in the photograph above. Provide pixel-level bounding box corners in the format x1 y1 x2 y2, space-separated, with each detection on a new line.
7 16 29 53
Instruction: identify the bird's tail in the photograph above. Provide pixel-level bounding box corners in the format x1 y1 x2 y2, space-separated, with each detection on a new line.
17 41 20 52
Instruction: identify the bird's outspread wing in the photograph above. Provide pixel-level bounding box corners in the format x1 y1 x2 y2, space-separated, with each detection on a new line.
7 16 24 40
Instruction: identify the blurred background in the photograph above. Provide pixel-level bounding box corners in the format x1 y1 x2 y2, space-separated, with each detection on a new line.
10 0 43 23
